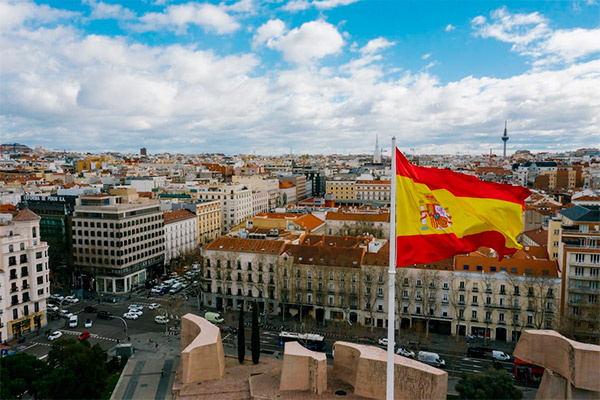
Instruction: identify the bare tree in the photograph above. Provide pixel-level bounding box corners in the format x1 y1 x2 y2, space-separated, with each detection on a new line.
418 269 439 339
362 269 377 331
162 295 186 335
339 221 384 238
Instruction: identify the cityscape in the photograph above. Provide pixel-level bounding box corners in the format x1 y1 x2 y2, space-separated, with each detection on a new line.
1 0 600 399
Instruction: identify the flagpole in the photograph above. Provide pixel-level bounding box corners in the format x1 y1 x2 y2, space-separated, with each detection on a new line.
386 137 397 399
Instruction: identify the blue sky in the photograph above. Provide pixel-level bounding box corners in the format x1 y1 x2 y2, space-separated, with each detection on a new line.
1 0 599 155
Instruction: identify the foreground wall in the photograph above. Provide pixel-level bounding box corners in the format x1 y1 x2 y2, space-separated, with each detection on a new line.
280 341 327 394
514 330 600 399
332 341 447 400
177 313 225 384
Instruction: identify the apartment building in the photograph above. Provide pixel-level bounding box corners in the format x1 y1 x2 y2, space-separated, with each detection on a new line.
251 190 269 216
164 209 197 263
232 176 280 210
355 180 391 206
278 175 307 202
202 236 289 315
195 184 253 233
72 191 165 294
325 208 390 238
279 182 296 205
235 213 325 235
172 200 222 245
0 210 50 342
326 180 355 201
556 205 600 344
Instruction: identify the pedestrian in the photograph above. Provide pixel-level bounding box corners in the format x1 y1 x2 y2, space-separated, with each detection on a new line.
155 342 159 348
161 369 164 377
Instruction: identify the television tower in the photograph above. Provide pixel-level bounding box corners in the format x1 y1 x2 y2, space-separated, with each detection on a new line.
501 121 509 157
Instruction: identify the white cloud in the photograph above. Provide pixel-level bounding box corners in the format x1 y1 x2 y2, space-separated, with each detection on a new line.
132 2 240 34
224 0 256 14
0 0 78 32
84 0 135 20
360 37 394 54
444 24 455 32
281 0 358 12
472 7 600 64
267 20 344 64
421 53 431 60
253 19 286 48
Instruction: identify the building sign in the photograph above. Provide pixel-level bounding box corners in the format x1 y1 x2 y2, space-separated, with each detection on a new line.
23 195 67 202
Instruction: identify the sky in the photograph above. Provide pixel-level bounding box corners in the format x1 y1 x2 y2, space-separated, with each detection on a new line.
1 0 599 156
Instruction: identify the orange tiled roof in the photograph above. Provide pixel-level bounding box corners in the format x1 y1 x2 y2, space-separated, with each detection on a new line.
0 204 18 214
295 214 325 232
279 181 295 189
522 228 549 247
204 236 287 255
163 209 196 224
284 243 365 268
455 246 558 277
356 180 391 184
300 234 369 248
12 209 41 222
325 211 389 222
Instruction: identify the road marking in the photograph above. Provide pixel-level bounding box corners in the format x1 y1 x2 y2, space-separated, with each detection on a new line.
32 341 52 347
39 354 48 360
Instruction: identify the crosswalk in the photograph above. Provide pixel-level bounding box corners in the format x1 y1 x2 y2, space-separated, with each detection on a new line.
59 329 119 342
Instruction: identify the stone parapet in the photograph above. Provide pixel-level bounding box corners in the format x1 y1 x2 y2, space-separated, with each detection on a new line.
280 341 327 395
332 341 447 400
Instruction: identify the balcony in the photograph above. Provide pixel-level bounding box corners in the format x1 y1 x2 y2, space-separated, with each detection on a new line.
9 275 17 280
22 285 30 290
10 287 19 293
472 288 479 293
498 320 506 325
471 318 478 322
459 287 465 291
484 318 492 323
471 302 479 307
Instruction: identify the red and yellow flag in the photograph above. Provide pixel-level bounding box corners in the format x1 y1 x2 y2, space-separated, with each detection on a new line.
395 149 531 266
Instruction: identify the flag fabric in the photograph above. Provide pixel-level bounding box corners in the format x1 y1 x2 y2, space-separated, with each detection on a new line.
395 148 531 266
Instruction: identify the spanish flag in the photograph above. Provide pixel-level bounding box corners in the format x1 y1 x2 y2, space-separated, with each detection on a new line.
395 148 531 266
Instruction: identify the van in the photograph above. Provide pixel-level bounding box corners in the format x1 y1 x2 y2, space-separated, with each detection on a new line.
417 351 445 368
204 312 224 324
492 350 510 361
169 282 183 294
69 315 78 328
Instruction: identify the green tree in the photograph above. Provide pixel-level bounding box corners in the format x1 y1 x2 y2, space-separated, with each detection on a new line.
456 369 523 400
0 352 49 398
237 306 245 364
251 300 260 364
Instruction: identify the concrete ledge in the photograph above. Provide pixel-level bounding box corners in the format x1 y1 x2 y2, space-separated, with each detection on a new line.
332 341 447 400
280 341 327 394
177 313 225 384
513 330 600 392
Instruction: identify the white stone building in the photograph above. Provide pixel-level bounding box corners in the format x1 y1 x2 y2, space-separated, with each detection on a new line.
196 184 254 233
164 209 198 263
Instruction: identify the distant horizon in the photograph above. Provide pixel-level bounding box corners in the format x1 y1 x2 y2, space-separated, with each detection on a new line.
2 0 599 155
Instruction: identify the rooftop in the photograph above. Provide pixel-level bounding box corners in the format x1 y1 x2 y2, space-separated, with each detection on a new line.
164 209 196 224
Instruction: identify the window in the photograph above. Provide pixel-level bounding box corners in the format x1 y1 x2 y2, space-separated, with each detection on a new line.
307 270 312 279
514 286 520 296
458 309 464 318
35 252 42 259
486 296 492 305
36 264 42 272
591 255 600 264
416 279 422 287
575 254 585 263
472 296 478 304
472 310 477 320
442 293 449 303
591 268 599 277
307 293 312 303
9 244 13 252
500 284 506 294
442 281 449 289
472 283 478 291
499 313 505 322
459 281 465 290
575 267 584 276
329 271 334 280
13 309 18 320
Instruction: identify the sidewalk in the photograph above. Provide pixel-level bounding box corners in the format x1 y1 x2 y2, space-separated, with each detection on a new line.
109 331 181 400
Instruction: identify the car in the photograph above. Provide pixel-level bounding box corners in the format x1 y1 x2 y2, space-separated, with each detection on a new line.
397 347 415 358
418 351 446 368
151 286 164 294
48 331 63 341
101 297 117 303
123 312 139 320
492 350 511 361
64 295 79 303
159 286 169 295
467 347 488 359
378 338 389 346
84 306 98 313
78 331 90 341
84 318 93 328
50 294 64 302
47 304 59 312
221 326 237 335
128 304 143 311
97 311 113 320
68 315 78 328
148 303 161 310
154 315 169 324
59 309 73 319
129 309 143 317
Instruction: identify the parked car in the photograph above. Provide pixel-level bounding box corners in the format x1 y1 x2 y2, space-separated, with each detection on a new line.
492 350 511 361
123 312 139 320
50 294 64 302
68 315 78 328
154 315 169 324
84 318 93 328
151 286 164 294
48 331 63 341
78 331 90 341
148 303 161 310
59 309 73 319
169 282 183 295
204 312 224 324
97 311 113 320
467 347 488 359
418 351 446 368
378 338 389 347
397 347 415 358
129 309 143 317
84 306 98 313
64 295 79 303
47 304 59 312
159 286 170 296
128 304 143 311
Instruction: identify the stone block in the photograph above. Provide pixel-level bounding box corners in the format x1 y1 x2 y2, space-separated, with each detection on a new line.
280 341 327 395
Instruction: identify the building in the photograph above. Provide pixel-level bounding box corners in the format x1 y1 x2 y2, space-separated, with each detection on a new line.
235 213 325 235
71 191 165 293
516 161 558 187
325 208 390 238
355 180 391 206
172 200 222 245
0 210 50 342
232 176 280 210
164 209 197 264
140 147 147 156
195 184 253 233
279 181 297 205
326 180 355 202
556 205 600 344
278 175 307 202
305 171 326 198
251 190 269 216
534 167 583 192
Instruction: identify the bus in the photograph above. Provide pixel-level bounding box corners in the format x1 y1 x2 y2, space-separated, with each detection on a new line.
513 358 544 383
278 331 326 351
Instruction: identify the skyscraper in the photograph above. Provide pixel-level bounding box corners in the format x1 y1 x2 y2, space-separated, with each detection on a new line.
374 134 381 163
501 121 509 157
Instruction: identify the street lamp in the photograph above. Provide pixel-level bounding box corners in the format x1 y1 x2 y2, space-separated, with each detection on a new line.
111 316 128 341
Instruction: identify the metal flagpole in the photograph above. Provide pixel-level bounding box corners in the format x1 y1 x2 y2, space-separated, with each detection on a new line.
386 137 397 399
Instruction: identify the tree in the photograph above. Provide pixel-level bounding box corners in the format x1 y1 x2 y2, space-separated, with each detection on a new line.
0 352 49 399
162 295 185 335
362 269 377 332
237 306 245 364
456 369 523 400
251 300 260 364
418 268 439 339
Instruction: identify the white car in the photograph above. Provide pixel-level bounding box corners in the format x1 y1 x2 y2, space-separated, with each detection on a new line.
492 350 511 361
154 315 169 324
84 318 93 328
128 304 143 311
59 309 73 319
397 347 415 358
123 312 139 320
64 296 79 303
378 338 389 346
148 303 161 310
151 286 163 294
48 331 63 341
47 304 59 312
50 294 64 302
130 309 143 317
